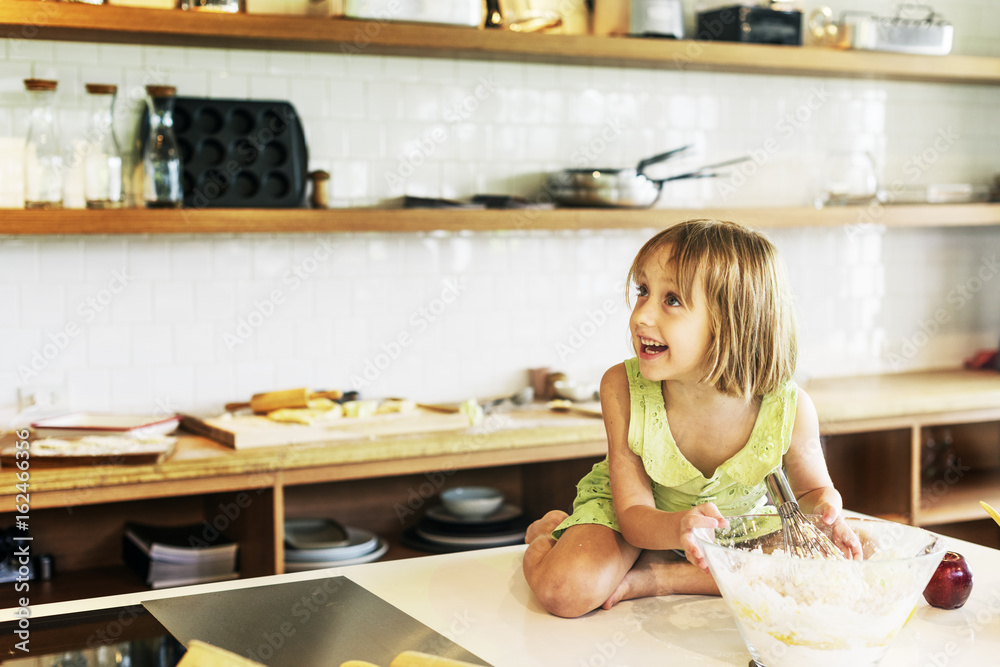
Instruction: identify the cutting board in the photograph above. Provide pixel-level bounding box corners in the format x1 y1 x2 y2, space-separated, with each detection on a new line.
181 408 472 449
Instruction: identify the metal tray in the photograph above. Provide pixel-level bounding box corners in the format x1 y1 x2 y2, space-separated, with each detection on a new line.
142 96 309 208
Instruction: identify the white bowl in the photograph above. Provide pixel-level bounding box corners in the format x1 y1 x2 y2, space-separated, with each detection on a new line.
440 486 504 519
552 380 599 402
694 515 945 667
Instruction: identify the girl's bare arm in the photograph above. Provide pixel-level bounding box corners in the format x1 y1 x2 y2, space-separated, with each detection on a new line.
603 365 725 558
782 389 841 517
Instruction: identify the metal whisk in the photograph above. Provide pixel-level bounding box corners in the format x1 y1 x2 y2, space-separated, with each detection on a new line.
765 467 844 559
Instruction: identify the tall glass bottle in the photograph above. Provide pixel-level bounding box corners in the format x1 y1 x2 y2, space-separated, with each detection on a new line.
23 78 63 210
143 85 182 209
84 83 123 209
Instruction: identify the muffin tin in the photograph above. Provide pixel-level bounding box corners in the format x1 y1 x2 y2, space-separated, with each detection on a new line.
142 96 308 208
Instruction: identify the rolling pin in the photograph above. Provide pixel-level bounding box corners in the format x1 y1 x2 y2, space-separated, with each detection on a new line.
224 388 343 413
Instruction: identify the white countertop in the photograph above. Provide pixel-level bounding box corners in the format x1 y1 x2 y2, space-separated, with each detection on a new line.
8 533 1000 666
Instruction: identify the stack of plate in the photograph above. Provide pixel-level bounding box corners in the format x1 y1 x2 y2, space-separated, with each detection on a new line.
283 518 388 572
402 503 530 554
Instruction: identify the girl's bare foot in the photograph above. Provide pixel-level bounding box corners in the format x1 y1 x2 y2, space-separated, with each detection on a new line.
525 510 569 544
602 550 719 609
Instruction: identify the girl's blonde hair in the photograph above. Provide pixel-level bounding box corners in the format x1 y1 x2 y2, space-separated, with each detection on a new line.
626 219 797 400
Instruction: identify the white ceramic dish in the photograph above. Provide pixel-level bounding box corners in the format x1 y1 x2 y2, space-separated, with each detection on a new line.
284 518 350 550
426 503 521 526
552 380 599 402
344 0 482 26
31 413 180 438
440 486 505 519
284 526 380 562
414 527 526 547
283 539 388 571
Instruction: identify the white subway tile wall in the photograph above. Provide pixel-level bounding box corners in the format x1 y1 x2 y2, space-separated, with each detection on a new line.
1 0 999 412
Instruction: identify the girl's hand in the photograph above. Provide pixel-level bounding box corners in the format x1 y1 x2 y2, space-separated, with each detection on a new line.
678 503 728 571
814 501 863 560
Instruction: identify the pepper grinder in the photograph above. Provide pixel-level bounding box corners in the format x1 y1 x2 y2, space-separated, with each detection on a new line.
308 170 330 209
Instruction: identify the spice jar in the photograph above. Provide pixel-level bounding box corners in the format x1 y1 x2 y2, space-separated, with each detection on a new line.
83 83 123 209
23 78 63 210
143 85 183 209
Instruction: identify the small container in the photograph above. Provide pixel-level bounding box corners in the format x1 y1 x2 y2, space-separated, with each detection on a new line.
630 0 684 38
816 151 880 207
309 170 330 209
33 553 54 581
696 5 803 45
183 0 240 11
528 367 551 400
83 83 124 209
23 79 63 210
143 85 183 209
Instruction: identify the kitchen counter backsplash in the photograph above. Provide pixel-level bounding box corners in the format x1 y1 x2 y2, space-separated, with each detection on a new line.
0 0 999 413
1 225 997 413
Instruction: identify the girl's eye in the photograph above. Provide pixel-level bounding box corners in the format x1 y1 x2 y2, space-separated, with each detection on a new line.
666 294 681 307
635 284 648 298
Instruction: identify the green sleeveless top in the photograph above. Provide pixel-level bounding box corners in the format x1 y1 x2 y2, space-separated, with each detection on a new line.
552 357 797 538
625 357 797 514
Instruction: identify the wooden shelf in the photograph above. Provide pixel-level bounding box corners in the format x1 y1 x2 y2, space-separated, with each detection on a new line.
3 203 1000 235
2 0 1000 84
917 469 1000 526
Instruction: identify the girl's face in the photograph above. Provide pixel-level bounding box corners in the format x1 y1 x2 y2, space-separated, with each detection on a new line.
629 244 713 384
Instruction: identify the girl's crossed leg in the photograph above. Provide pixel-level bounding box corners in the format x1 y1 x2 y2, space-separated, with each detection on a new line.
522 511 719 618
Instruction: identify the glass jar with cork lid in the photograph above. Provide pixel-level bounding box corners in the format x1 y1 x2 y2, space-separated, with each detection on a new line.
143 84 183 209
23 78 63 210
83 83 124 209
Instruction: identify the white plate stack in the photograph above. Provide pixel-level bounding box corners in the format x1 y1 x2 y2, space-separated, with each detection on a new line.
283 518 388 572
401 487 531 554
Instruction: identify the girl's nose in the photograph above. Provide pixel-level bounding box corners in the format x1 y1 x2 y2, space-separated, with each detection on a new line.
632 299 655 326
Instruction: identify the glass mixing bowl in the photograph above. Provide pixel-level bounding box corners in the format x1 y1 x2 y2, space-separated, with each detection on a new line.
693 515 945 667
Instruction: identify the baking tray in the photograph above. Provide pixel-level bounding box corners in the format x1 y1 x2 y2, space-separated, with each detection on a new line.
142 96 308 208
144 576 489 665
30 412 180 438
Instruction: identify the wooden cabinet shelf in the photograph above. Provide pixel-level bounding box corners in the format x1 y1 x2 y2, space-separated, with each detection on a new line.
919 469 1000 526
3 203 1000 235
2 0 1000 85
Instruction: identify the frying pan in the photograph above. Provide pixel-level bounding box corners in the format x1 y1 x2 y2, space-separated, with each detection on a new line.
547 146 751 208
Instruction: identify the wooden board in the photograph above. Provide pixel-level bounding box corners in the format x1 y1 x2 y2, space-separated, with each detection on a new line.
181 408 473 449
0 449 170 469
0 439 176 469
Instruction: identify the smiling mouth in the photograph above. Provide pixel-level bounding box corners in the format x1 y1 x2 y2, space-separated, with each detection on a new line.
639 337 667 355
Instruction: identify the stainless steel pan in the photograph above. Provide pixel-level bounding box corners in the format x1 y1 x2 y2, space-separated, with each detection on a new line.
548 147 751 208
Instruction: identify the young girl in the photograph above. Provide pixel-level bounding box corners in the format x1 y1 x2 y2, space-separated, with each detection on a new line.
523 219 862 619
